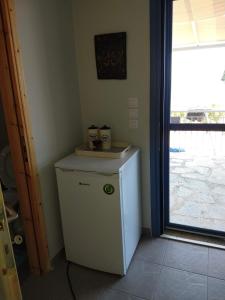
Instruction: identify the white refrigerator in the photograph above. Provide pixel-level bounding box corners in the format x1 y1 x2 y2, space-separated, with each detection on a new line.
55 147 141 275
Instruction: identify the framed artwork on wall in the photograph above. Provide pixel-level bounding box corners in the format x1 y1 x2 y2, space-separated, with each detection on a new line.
94 32 127 79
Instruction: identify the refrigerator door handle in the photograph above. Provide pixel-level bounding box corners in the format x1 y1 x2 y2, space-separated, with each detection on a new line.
96 172 117 177
57 167 75 172
79 182 90 186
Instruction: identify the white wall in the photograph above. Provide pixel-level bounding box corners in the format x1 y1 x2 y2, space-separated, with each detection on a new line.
14 0 82 258
13 0 151 260
73 0 151 228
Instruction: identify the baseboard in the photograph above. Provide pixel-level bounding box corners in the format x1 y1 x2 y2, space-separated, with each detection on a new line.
50 248 65 270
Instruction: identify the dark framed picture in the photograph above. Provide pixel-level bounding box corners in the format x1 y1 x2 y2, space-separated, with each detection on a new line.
94 32 127 80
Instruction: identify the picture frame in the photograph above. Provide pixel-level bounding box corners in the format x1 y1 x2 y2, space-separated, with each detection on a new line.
94 32 127 79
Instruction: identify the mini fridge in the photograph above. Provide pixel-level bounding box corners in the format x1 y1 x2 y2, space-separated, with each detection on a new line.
55 147 141 275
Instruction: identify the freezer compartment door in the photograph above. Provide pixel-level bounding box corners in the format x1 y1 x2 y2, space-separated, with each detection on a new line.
56 169 125 275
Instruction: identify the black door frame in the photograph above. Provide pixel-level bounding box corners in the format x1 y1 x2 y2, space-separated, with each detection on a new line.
150 0 225 237
150 0 172 236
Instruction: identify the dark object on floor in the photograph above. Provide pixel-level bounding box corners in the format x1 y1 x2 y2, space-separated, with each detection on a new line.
14 243 29 284
95 32 127 79
66 261 77 300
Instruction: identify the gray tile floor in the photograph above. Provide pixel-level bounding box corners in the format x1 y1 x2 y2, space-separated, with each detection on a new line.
22 238 225 300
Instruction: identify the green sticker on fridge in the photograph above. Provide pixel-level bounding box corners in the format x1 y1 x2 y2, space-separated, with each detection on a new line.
103 184 115 195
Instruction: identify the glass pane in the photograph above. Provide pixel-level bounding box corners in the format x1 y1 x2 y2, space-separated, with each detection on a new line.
170 131 225 231
171 0 225 124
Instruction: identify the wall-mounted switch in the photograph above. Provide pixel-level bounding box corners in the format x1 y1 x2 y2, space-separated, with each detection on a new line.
128 97 138 108
129 119 138 129
129 108 139 119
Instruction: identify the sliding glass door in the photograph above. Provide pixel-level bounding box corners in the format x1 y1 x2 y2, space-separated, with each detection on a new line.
166 0 225 235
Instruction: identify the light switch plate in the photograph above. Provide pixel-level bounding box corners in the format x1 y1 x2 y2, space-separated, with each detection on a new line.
129 108 139 119
128 97 138 108
129 119 138 129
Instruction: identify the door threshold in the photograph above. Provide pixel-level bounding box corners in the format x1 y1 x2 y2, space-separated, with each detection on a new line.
161 229 225 250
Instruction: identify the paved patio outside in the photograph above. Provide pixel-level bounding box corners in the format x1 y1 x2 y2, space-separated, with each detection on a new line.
170 152 225 232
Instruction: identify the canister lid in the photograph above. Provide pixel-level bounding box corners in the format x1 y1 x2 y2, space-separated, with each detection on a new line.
100 125 111 130
88 125 98 129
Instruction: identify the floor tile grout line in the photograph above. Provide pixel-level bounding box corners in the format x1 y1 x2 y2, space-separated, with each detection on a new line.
108 286 148 300
160 263 208 277
207 275 209 300
152 263 164 300
151 238 170 299
161 238 170 265
207 274 225 282
160 263 225 281
135 255 225 283
109 286 150 300
207 246 209 276
134 256 207 276
207 247 209 300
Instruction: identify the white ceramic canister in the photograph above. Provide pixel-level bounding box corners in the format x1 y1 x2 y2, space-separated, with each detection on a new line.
99 125 111 150
88 125 99 150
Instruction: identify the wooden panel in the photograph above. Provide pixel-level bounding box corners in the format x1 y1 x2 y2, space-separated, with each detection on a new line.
0 10 40 274
1 269 22 300
0 185 22 300
0 0 50 273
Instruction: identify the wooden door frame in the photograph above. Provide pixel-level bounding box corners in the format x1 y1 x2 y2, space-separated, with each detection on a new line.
0 0 50 274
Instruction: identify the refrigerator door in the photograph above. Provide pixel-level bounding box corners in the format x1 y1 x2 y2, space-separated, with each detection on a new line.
56 169 125 275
